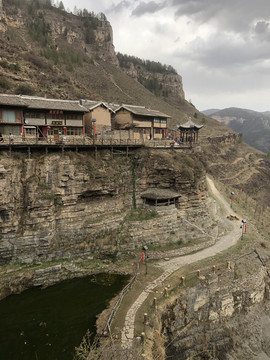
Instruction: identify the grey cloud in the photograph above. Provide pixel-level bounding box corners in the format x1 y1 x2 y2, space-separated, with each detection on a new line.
106 1 132 13
254 20 270 42
255 21 270 34
132 1 165 16
170 0 270 33
174 33 270 70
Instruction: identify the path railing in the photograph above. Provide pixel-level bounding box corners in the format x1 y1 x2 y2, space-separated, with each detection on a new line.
0 135 198 149
103 260 140 337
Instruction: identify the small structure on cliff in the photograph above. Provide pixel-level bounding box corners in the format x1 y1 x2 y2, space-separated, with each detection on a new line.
141 188 181 207
178 119 203 143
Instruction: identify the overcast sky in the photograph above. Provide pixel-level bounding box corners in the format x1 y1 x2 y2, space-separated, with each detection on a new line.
61 0 270 112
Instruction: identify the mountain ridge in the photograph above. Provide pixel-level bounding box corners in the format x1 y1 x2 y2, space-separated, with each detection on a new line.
202 107 270 153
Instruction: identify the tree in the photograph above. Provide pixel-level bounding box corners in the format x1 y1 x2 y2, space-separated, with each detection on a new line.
58 0 64 11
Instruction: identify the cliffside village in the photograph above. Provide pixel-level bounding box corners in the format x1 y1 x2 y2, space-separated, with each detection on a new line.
0 94 203 144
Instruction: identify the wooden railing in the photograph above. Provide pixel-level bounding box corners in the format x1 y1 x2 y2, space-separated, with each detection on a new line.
0 135 199 149
103 261 140 336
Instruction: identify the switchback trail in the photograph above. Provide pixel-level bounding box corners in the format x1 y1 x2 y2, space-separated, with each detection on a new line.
121 176 242 348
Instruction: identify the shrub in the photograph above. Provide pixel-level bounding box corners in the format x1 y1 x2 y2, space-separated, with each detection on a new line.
0 60 9 69
15 84 35 95
0 76 10 89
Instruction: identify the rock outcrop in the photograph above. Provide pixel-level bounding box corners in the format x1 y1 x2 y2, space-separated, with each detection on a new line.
0 149 209 264
162 263 270 359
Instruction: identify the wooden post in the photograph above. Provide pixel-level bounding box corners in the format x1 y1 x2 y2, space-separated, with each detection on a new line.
197 270 200 278
143 313 148 324
181 276 185 286
141 332 145 343
164 287 168 297
212 265 216 274
227 261 231 270
153 297 157 309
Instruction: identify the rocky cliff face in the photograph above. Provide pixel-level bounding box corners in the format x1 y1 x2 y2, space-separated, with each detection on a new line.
0 149 208 264
121 61 185 102
162 264 270 359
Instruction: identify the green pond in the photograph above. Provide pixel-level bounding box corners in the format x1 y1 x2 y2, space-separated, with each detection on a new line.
0 273 129 360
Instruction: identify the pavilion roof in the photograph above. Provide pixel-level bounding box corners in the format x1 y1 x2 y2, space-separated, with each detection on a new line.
141 188 181 200
178 119 203 130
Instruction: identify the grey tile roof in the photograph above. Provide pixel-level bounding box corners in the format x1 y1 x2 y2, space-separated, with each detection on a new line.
0 94 88 112
81 99 120 113
178 119 203 130
116 104 170 118
141 188 181 200
0 94 26 107
21 96 88 112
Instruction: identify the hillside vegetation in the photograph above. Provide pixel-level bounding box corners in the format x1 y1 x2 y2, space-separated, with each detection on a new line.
0 0 230 135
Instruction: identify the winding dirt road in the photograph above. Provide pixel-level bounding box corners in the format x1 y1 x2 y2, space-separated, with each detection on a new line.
121 176 242 348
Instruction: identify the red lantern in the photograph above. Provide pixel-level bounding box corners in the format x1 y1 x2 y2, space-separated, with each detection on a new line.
141 252 145 263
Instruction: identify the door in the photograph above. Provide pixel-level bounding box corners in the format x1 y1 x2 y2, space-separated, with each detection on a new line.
53 128 59 141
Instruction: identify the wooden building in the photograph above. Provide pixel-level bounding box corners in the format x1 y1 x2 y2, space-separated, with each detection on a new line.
22 96 87 140
178 119 203 143
0 94 88 140
81 100 113 136
0 94 26 136
114 105 169 140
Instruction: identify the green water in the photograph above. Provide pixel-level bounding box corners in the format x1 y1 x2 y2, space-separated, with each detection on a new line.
0 273 128 360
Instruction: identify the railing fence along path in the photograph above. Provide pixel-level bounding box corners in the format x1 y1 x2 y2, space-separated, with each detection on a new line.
0 135 197 149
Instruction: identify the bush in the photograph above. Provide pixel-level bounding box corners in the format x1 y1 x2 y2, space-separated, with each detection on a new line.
0 76 10 89
0 60 9 69
15 84 35 95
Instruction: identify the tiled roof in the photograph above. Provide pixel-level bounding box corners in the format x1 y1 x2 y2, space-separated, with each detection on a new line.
0 94 26 107
22 96 88 112
0 94 88 112
116 104 170 118
178 119 203 130
141 188 181 200
81 99 119 113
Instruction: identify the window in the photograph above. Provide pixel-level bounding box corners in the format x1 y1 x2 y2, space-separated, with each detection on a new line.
25 112 45 119
66 113 83 120
66 127 82 136
25 128 36 135
1 110 16 123
47 113 65 120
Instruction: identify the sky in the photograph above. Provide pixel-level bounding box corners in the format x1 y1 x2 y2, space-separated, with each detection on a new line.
60 0 270 112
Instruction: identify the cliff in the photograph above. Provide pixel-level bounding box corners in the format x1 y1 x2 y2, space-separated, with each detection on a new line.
0 148 209 264
0 0 197 130
162 263 270 359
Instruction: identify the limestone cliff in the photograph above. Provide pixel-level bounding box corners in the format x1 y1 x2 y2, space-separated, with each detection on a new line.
118 58 185 106
162 261 270 359
0 148 210 264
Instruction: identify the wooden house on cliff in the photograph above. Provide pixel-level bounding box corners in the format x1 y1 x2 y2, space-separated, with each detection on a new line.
0 94 88 140
0 94 26 136
81 100 113 136
114 105 169 140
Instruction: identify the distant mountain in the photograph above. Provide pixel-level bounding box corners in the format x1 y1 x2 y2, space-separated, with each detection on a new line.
203 107 270 153
201 109 220 116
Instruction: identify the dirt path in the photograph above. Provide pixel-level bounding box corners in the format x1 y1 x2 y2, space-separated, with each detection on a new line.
121 176 242 348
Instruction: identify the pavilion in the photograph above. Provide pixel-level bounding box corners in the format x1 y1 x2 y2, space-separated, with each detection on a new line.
178 119 203 143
